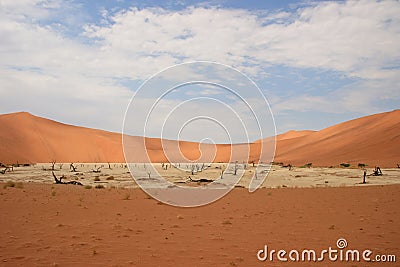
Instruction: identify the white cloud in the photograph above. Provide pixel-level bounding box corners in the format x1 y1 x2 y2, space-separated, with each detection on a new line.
82 1 400 78
0 0 399 137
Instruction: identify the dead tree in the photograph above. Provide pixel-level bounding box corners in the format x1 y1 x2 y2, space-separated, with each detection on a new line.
397 164 400 168
51 160 56 171
70 163 78 172
107 162 112 170
234 161 239 175
52 172 82 186
53 171 65 183
147 171 151 178
1 166 13 174
191 165 195 175
362 170 367 184
372 166 382 176
58 163 63 170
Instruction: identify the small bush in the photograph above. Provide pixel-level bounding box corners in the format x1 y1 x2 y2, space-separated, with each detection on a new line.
340 163 351 168
3 181 23 189
84 185 92 189
51 191 56 196
300 163 312 168
358 163 366 168
122 193 130 200
106 176 114 180
95 184 105 189
94 177 100 181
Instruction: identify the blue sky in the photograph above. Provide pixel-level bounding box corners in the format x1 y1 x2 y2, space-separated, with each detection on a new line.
0 0 399 142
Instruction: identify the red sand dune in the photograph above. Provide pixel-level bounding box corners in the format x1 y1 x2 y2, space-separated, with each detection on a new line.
0 110 399 167
271 110 400 167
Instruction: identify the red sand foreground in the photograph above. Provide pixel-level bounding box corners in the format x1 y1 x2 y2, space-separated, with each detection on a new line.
0 183 399 266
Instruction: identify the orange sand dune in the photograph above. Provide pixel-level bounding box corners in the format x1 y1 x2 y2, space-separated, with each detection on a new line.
0 110 399 167
271 110 400 167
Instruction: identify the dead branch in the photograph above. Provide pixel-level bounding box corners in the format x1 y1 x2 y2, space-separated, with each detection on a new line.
52 171 82 186
70 163 78 172
51 160 56 171
92 166 102 173
188 176 213 183
0 166 13 174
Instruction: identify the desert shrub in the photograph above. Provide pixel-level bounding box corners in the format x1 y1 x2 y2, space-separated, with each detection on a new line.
95 184 105 189
3 181 22 189
340 163 351 168
300 163 312 168
84 185 92 189
94 177 100 181
358 163 366 168
106 176 114 180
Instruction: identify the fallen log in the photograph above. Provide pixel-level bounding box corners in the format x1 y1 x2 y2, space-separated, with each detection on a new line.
188 176 214 183
52 172 83 186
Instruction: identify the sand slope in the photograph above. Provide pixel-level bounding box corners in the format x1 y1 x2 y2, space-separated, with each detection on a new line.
0 110 399 167
272 110 400 167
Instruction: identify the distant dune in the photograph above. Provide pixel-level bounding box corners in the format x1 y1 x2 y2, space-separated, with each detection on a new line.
0 110 399 167
272 110 400 167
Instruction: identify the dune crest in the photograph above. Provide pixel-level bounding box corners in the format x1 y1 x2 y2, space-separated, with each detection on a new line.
0 110 399 167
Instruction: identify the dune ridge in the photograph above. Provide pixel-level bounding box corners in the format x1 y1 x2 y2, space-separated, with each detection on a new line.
0 110 399 167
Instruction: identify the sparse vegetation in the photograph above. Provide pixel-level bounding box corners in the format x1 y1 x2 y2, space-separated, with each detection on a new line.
95 184 105 189
340 163 351 168
84 185 92 189
3 181 23 189
358 163 366 168
122 193 130 200
106 176 114 180
94 177 100 181
300 163 312 168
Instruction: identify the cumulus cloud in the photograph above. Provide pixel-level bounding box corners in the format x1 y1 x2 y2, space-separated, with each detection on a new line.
83 1 400 78
0 0 399 136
